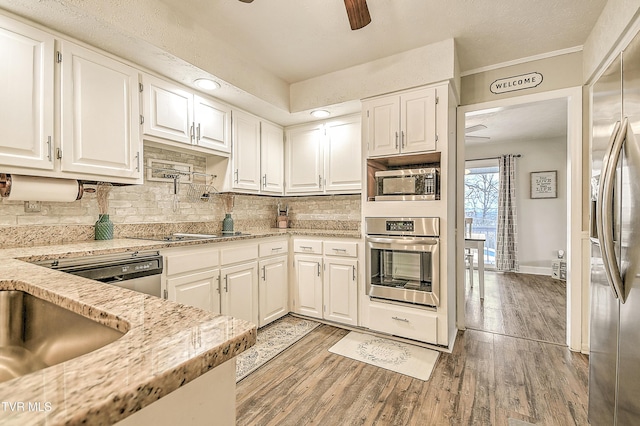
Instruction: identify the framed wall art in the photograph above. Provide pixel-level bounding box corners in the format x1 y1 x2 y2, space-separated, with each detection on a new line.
530 170 557 199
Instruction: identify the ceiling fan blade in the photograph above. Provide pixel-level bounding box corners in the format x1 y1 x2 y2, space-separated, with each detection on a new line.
465 136 491 142
238 0 254 3
344 0 371 30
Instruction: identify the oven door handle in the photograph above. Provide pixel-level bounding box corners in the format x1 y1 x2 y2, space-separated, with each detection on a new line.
366 236 439 246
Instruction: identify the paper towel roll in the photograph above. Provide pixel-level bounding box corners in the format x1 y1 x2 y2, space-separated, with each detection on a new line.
0 174 81 202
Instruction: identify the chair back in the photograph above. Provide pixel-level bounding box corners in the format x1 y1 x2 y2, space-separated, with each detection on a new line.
464 218 473 238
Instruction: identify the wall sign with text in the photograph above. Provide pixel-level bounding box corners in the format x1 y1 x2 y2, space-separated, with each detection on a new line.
490 72 543 94
530 170 557 199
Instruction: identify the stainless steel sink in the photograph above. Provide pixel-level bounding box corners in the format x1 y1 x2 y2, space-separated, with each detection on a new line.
0 291 124 383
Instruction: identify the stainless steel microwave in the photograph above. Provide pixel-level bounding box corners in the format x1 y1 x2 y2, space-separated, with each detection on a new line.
374 168 440 201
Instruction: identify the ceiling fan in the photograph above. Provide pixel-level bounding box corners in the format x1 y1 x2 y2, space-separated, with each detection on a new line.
238 0 372 30
465 124 491 142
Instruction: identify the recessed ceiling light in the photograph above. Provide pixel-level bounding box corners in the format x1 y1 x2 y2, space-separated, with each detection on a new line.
194 78 220 91
311 110 330 118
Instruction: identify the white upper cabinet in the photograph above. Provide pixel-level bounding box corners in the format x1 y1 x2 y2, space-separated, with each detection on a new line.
324 115 362 193
0 16 54 171
365 86 437 157
142 74 231 154
285 114 361 195
285 123 324 194
194 95 231 152
60 41 141 181
232 109 261 191
260 121 284 194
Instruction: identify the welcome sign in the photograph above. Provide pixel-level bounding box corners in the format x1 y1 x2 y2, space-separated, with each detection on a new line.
490 72 543 94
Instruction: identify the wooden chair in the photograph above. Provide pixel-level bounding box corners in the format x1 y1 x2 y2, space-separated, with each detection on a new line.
464 218 474 287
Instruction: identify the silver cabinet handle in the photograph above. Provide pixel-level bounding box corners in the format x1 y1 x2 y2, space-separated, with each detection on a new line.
317 262 321 277
271 247 282 251
392 316 409 323
401 130 405 148
395 131 399 149
318 175 322 189
333 248 347 253
135 152 140 172
263 174 267 188
196 123 201 141
234 169 239 184
261 265 266 281
598 118 627 301
190 123 195 142
224 275 229 292
352 265 356 281
216 275 221 294
46 136 52 161
300 245 313 250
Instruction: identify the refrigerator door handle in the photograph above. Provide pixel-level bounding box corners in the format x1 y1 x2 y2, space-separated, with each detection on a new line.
598 118 628 302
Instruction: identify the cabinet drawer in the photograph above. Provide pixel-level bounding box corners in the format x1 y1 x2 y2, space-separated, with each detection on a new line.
323 241 358 257
293 239 322 254
259 240 288 257
165 247 219 276
369 303 437 344
220 244 259 265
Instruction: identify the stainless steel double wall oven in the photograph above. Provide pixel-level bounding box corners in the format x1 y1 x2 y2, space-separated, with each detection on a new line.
365 217 440 307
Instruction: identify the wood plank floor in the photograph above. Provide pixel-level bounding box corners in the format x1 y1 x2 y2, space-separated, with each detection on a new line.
464 271 566 344
236 325 589 425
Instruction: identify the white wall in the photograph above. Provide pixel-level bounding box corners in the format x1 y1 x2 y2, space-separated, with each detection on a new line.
466 137 567 274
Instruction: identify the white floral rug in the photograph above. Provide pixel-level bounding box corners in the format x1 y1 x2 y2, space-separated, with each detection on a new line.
236 315 320 382
328 331 439 381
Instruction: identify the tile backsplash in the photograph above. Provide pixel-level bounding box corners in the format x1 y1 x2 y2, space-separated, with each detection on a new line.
0 146 361 247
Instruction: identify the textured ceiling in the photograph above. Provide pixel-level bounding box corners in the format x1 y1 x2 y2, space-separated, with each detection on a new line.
465 98 568 145
158 0 607 83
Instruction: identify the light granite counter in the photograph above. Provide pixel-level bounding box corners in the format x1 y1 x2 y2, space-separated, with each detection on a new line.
0 228 360 425
0 256 256 425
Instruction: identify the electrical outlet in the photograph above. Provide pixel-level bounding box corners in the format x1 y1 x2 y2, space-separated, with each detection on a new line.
24 201 41 213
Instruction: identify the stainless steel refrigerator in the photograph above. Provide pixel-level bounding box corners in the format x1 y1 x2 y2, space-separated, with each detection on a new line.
589 28 640 426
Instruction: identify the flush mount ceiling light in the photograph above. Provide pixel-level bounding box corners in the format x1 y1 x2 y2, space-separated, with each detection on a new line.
238 0 371 30
311 110 331 118
194 78 220 91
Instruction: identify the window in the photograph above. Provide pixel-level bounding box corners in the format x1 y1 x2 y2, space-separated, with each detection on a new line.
464 161 499 266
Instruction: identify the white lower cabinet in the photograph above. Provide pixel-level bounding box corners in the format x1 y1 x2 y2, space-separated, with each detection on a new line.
258 255 288 326
292 238 359 326
323 257 358 326
293 254 324 319
221 261 259 326
368 302 438 344
167 269 220 314
162 246 221 314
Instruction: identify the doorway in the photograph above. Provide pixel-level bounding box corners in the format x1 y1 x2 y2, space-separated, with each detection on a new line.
456 87 584 352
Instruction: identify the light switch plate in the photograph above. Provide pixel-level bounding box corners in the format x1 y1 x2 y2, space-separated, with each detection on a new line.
24 201 41 212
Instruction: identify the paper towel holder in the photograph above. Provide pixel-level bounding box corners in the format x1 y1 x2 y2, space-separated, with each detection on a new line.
0 173 85 200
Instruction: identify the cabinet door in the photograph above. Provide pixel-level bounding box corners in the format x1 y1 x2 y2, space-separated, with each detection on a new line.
324 115 361 193
221 261 259 325
285 124 323 194
0 17 54 171
60 41 141 181
194 95 231 153
293 255 323 319
232 110 261 192
260 121 284 194
258 255 288 327
400 87 437 153
167 269 220 315
324 258 358 326
142 74 193 144
365 96 400 157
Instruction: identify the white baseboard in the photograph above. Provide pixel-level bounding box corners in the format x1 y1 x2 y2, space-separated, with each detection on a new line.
518 266 552 276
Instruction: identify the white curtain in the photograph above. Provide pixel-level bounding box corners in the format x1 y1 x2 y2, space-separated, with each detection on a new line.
496 154 519 271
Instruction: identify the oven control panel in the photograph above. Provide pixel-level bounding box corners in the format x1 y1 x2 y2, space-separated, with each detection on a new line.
386 220 414 232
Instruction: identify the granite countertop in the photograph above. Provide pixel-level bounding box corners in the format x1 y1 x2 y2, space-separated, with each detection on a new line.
0 257 256 425
0 228 362 263
0 227 360 425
